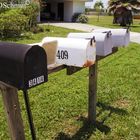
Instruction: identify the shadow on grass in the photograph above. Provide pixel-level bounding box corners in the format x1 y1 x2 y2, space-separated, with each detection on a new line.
55 102 128 140
97 102 128 116
55 117 110 140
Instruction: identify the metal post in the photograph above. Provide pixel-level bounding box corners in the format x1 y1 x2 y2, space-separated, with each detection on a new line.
23 90 36 140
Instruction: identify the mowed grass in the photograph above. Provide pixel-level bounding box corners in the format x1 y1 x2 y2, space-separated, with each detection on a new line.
88 15 140 32
0 25 79 44
0 25 140 139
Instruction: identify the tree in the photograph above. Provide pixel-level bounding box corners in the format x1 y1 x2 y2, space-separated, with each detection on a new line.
108 0 140 26
94 0 104 22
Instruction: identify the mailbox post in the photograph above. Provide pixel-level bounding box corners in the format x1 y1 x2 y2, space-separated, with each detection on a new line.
0 83 25 140
88 63 98 122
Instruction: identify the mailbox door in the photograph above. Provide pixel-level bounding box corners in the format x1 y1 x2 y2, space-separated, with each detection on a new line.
24 46 48 90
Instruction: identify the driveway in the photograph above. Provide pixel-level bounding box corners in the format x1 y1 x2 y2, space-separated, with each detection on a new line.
48 22 140 44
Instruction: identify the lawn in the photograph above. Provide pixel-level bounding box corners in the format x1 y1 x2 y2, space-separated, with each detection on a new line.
0 25 140 140
0 25 78 44
88 15 140 32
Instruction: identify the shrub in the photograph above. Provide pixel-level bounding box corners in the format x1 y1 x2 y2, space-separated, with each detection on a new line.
76 14 88 23
0 9 28 38
72 13 89 23
71 13 81 22
21 2 40 30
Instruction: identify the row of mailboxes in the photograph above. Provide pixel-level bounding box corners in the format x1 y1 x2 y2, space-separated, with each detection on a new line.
0 28 130 90
0 38 95 90
29 28 130 68
67 28 130 56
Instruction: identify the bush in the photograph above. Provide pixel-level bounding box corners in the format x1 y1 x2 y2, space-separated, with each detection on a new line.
71 13 81 22
21 2 40 30
72 13 89 23
0 9 28 38
76 14 88 23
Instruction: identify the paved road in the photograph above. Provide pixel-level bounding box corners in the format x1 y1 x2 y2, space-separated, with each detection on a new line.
48 22 140 44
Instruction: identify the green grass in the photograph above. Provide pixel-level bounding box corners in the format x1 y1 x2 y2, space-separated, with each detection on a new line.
0 25 140 140
0 25 79 44
88 15 140 32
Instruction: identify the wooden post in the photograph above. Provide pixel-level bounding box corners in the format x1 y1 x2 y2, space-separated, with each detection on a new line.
88 62 98 123
0 83 25 140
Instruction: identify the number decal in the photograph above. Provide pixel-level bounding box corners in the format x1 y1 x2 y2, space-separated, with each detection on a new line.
28 76 44 88
57 50 61 59
57 50 68 60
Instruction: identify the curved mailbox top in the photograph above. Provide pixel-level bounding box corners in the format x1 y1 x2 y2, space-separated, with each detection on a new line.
0 42 48 90
42 37 95 50
67 32 112 42
0 42 31 63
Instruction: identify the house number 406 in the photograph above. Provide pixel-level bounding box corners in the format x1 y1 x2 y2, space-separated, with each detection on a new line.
57 50 69 60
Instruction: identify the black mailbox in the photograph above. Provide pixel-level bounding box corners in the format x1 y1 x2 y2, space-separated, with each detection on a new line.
0 42 48 90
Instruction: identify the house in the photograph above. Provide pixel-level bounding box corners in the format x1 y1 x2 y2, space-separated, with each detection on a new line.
38 0 92 22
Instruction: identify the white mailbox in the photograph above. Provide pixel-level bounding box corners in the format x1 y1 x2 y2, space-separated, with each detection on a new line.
67 32 113 56
29 40 58 66
92 28 130 47
42 37 96 67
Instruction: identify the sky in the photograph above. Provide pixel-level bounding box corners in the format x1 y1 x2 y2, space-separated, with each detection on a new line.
85 0 109 9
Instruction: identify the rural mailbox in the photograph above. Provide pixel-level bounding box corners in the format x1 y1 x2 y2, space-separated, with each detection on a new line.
67 32 113 56
0 42 48 90
42 37 96 67
92 28 130 47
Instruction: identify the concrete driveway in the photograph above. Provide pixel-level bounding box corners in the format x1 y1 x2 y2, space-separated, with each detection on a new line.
48 22 140 44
